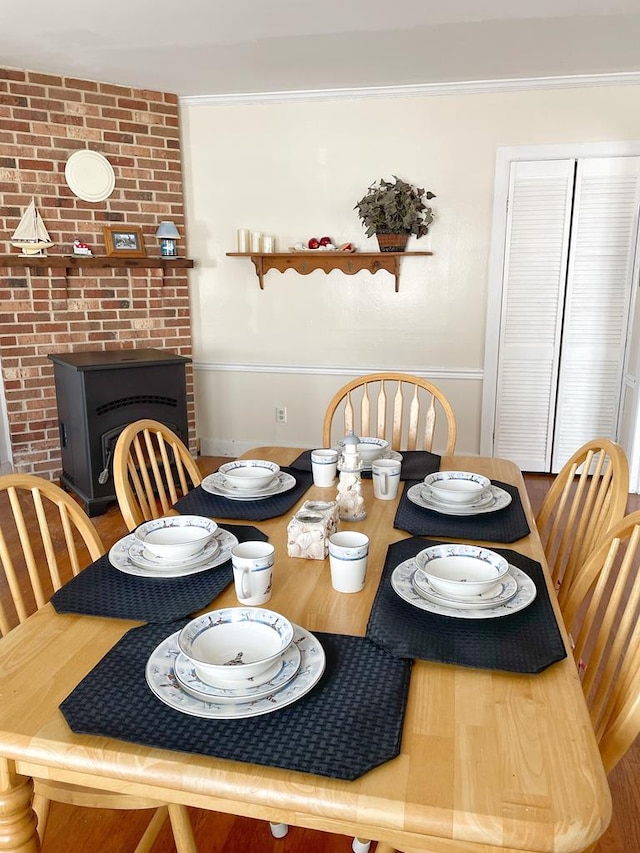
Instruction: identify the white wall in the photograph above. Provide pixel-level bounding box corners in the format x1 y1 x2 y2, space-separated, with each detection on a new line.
180 83 640 457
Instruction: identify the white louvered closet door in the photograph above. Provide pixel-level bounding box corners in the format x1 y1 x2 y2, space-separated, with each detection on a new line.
493 160 574 471
552 157 640 470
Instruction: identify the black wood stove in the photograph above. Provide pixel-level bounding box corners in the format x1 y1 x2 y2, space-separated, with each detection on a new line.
48 349 191 516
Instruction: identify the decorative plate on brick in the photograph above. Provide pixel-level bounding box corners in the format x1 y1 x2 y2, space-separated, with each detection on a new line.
65 150 115 202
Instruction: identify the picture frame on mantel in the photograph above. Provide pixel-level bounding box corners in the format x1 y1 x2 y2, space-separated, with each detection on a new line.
103 226 146 258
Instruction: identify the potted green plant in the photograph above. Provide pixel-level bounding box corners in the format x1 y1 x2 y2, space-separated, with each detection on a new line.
354 176 436 252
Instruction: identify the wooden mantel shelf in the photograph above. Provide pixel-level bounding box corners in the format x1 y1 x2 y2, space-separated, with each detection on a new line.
0 255 194 273
226 251 433 291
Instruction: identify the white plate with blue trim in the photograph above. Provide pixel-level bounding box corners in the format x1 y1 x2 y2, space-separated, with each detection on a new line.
109 528 238 578
391 557 536 619
406 483 512 516
146 624 325 719
173 641 302 704
201 471 296 500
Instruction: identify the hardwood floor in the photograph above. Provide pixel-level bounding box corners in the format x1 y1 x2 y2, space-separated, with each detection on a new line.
4 462 639 851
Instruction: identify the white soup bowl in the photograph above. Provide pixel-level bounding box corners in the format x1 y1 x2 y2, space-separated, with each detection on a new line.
134 515 217 560
218 459 280 491
338 436 389 463
177 607 294 685
424 471 491 505
415 544 509 598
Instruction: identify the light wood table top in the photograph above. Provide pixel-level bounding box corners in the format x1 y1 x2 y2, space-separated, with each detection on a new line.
0 449 610 853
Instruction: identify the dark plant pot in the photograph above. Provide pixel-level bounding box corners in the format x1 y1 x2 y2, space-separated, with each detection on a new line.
376 233 410 252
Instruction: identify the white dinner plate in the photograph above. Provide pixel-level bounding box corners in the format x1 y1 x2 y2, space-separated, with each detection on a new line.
173 641 302 704
406 483 512 516
412 566 519 610
201 471 296 500
422 483 496 510
127 536 220 571
64 150 115 202
109 528 238 578
391 558 536 619
146 624 325 719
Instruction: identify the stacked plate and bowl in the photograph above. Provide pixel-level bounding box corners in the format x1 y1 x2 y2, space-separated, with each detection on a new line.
108 515 239 578
146 607 326 719
201 459 296 501
407 470 512 516
334 436 402 470
391 543 537 619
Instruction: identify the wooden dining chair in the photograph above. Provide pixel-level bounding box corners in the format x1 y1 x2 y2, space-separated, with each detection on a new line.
322 372 457 455
0 473 198 852
561 510 640 778
535 438 629 614
113 418 202 531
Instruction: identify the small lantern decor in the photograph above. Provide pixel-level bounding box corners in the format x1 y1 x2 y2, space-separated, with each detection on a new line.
155 221 180 257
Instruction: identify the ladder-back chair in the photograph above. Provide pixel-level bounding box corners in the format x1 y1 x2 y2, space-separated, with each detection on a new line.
322 372 457 455
0 473 197 852
535 438 629 613
113 418 201 531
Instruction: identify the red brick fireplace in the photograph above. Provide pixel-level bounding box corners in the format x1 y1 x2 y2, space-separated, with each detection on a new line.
0 66 195 479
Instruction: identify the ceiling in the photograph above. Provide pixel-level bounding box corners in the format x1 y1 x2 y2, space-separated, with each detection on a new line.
2 0 640 98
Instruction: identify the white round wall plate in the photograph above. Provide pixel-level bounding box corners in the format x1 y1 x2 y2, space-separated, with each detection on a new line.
64 150 115 202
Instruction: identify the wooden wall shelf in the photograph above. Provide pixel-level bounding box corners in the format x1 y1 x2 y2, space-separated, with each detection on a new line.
0 255 194 275
226 251 433 291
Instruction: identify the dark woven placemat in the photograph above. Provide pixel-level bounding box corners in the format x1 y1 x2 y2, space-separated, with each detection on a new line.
173 468 313 521
290 449 440 480
60 622 411 781
365 537 567 674
50 524 267 623
394 480 530 543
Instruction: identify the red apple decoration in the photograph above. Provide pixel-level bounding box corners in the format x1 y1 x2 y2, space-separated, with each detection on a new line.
308 237 320 249
319 236 332 246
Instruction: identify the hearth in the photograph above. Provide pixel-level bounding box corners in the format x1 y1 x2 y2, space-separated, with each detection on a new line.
49 349 191 516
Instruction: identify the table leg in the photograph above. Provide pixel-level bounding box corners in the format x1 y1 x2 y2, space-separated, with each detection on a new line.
0 760 39 852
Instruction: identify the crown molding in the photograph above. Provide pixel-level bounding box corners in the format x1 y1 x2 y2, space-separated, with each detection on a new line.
180 72 640 107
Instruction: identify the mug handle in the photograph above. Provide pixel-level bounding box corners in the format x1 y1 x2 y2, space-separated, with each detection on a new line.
241 567 252 599
379 471 388 494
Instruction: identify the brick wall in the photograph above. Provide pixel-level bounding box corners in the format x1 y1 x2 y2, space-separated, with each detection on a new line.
0 66 194 478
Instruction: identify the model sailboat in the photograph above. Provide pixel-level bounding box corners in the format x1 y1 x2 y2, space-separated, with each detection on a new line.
11 198 54 256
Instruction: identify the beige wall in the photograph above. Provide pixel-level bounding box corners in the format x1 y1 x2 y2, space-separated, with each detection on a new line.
181 84 640 457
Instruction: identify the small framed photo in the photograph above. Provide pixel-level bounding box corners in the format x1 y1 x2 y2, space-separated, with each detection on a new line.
103 226 146 257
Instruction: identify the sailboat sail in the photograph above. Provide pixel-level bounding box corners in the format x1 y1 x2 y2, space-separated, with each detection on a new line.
11 198 54 255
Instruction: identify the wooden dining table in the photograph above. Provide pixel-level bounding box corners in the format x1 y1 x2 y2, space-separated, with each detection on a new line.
0 448 611 853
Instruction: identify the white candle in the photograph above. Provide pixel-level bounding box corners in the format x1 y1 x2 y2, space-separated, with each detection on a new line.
261 235 275 253
236 229 249 252
250 231 262 252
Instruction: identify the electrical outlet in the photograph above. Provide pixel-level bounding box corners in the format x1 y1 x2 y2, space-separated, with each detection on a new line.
275 406 287 423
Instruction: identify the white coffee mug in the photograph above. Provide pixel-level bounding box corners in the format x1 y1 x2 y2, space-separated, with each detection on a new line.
372 458 402 500
231 541 275 605
311 448 339 487
328 531 369 593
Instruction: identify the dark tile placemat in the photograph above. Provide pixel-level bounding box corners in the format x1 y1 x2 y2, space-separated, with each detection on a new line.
366 537 567 674
60 622 412 781
173 468 313 521
394 480 530 543
50 524 267 623
290 449 440 480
